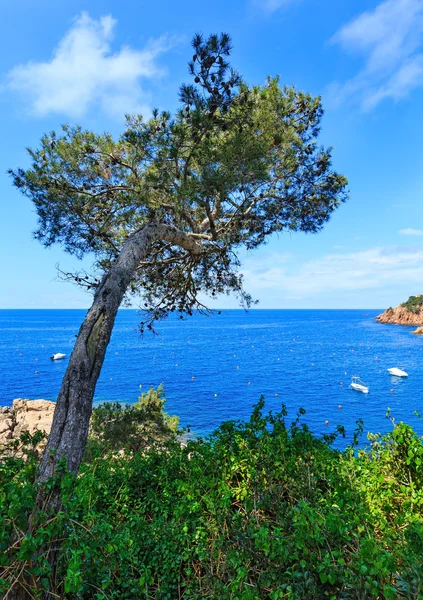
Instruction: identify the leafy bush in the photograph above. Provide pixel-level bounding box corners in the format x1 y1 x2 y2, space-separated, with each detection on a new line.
401 295 423 314
1 400 423 598
86 384 180 458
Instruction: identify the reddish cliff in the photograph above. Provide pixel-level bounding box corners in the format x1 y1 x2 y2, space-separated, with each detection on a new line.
376 295 423 333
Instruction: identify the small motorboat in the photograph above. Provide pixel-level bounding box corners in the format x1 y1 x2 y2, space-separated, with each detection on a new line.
350 376 369 394
388 367 408 377
50 353 67 361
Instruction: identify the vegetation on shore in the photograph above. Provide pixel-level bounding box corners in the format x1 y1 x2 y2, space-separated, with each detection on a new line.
1 397 423 599
401 295 423 315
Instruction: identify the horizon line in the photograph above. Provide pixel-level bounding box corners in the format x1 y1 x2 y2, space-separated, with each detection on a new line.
0 307 384 311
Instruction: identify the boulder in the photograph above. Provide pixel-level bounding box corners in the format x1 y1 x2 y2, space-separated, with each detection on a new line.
13 398 55 436
0 399 56 456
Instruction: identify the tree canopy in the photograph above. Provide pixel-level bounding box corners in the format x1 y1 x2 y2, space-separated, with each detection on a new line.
11 33 348 326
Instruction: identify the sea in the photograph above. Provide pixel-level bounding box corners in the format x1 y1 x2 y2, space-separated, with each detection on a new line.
1 309 422 447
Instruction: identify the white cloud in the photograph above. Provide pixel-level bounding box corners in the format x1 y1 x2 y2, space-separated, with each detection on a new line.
399 228 423 236
6 12 173 118
241 245 423 297
328 0 423 110
253 0 298 13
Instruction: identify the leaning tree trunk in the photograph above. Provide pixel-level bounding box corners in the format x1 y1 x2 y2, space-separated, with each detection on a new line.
7 224 201 600
37 223 201 489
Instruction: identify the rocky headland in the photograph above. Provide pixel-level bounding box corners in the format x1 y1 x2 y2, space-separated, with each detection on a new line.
376 294 423 334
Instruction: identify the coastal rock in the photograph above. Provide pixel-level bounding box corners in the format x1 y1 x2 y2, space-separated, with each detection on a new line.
376 295 423 327
0 399 55 455
0 418 13 437
13 398 55 434
0 409 13 440
412 326 423 335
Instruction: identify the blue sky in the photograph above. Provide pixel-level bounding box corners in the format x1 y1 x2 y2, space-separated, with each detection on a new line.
1 0 423 309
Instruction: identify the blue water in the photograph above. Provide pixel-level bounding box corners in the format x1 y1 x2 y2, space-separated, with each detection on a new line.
1 309 422 445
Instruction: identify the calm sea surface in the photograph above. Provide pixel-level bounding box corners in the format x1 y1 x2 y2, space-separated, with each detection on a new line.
1 309 422 445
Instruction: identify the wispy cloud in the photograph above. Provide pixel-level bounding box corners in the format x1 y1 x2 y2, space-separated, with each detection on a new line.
328 0 423 110
399 228 423 236
6 12 174 119
241 245 423 297
252 0 298 13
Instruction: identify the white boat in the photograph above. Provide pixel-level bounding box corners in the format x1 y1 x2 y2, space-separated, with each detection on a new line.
50 353 67 361
388 367 408 377
350 376 369 394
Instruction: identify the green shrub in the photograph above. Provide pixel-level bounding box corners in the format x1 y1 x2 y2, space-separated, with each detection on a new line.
1 400 423 598
86 384 180 458
401 295 423 314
